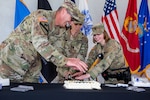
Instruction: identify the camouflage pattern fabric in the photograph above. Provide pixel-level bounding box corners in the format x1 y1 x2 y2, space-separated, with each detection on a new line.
61 1 83 22
0 10 67 83
87 39 126 83
55 29 88 83
92 23 104 35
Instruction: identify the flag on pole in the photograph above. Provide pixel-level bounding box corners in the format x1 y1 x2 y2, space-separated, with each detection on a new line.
71 0 75 3
14 0 30 29
120 0 140 73
102 0 121 43
79 0 93 36
138 0 150 76
38 0 52 10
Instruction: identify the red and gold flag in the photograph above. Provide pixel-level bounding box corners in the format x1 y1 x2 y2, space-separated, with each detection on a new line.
120 0 140 73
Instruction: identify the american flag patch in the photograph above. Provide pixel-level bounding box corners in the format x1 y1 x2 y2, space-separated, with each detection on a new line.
38 17 48 22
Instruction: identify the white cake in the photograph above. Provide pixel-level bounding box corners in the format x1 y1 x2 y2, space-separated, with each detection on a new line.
63 80 101 90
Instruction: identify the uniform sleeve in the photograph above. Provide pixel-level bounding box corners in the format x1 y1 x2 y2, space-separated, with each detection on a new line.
31 15 67 67
88 40 121 79
86 45 98 68
67 34 89 75
77 35 88 61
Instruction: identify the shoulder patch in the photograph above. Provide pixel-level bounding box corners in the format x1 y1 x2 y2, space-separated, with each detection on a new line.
40 22 49 33
38 17 48 22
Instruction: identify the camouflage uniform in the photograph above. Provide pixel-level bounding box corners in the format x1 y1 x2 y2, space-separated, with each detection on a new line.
50 12 88 83
0 10 67 83
87 24 129 84
55 29 88 83
0 1 83 83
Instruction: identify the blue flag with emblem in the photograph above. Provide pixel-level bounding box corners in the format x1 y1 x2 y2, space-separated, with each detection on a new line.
14 0 30 28
79 0 93 36
138 0 150 75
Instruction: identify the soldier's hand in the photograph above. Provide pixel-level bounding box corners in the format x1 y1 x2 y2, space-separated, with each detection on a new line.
71 71 84 78
75 73 90 80
66 58 88 72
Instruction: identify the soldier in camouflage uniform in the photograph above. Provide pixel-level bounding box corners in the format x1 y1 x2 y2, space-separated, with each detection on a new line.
0 1 88 83
73 23 131 84
51 12 88 83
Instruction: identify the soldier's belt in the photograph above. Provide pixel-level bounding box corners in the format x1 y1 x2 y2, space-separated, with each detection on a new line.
102 67 131 83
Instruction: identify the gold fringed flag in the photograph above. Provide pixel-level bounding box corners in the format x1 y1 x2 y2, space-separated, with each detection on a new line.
120 0 140 73
138 0 150 79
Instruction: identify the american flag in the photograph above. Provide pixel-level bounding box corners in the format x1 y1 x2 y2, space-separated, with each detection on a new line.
102 0 121 42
